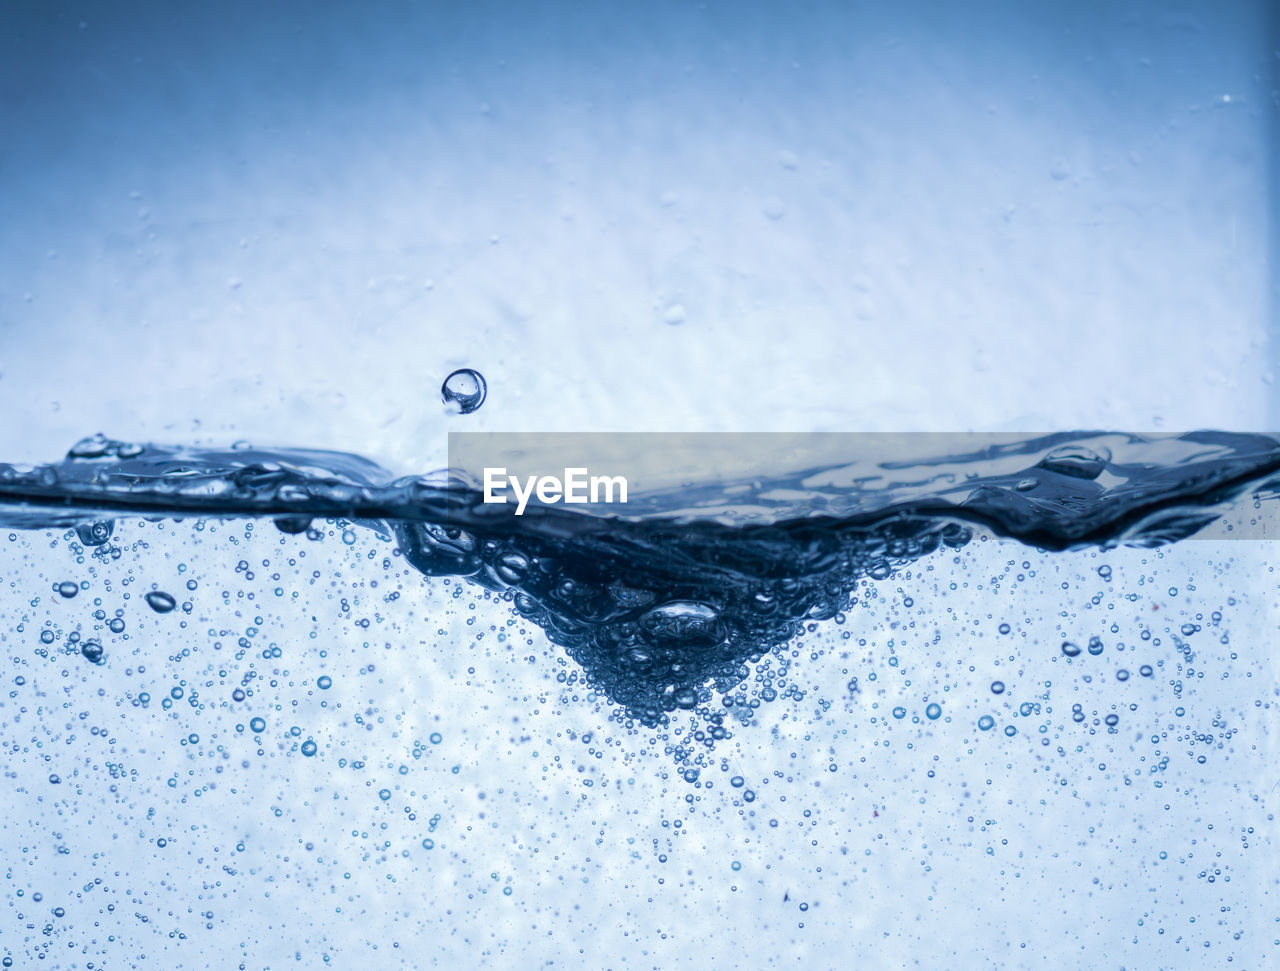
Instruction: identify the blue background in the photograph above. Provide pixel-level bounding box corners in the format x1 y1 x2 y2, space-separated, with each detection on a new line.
0 3 1277 968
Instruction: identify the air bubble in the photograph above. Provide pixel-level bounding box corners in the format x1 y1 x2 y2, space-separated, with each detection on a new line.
1038 444 1108 480
145 591 177 613
75 520 114 546
441 368 488 414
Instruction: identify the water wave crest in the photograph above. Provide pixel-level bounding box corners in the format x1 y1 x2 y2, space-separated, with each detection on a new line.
2 430 1277 724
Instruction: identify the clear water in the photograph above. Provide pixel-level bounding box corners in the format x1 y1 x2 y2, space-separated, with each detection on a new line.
1 431 1278 965
3 2 1278 967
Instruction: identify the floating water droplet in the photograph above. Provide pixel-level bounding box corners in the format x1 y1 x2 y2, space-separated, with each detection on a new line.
1038 445 1108 480
145 591 176 614
441 368 487 414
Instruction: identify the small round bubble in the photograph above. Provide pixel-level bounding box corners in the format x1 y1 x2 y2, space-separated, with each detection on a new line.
441 368 488 414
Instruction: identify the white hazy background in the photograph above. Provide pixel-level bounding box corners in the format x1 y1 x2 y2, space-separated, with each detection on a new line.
0 1 1274 468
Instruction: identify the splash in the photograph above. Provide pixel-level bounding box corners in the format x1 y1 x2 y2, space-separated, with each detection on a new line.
2 430 1278 724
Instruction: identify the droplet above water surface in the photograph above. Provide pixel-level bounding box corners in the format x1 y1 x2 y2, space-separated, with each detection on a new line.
441 368 488 414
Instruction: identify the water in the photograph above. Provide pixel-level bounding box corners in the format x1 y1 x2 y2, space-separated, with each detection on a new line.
4 429 1278 724
441 369 489 416
1 430 1278 965
3 2 1277 966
